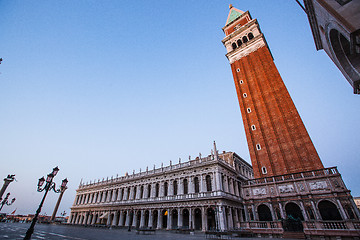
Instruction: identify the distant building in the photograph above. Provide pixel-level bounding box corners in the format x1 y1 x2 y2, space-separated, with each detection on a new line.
303 0 360 94
354 197 360 210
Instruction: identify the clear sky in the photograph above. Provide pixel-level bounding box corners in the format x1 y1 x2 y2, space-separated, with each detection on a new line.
0 1 359 216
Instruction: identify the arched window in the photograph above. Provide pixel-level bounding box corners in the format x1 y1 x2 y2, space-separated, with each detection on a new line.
133 186 137 199
318 200 342 220
285 202 304 220
258 204 273 221
140 186 144 199
248 32 254 40
232 42 237 50
206 175 212 192
194 177 200 193
173 180 178 195
237 39 242 47
121 189 124 200
164 182 168 196
183 179 188 194
155 183 159 197
127 188 131 200
147 184 151 198
242 36 248 43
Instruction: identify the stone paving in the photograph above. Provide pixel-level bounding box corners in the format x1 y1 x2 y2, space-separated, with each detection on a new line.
0 222 288 240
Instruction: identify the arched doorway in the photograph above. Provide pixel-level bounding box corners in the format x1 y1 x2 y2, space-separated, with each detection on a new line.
128 211 134 227
207 208 216 230
285 202 304 220
162 210 168 229
258 204 273 221
153 210 158 229
183 209 189 229
136 211 141 228
318 200 342 220
194 208 202 230
172 209 178 229
144 210 150 227
122 211 127 226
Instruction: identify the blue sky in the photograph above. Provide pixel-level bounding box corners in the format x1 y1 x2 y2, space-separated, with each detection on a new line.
0 1 359 216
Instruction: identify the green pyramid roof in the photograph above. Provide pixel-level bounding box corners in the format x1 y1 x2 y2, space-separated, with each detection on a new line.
226 8 244 26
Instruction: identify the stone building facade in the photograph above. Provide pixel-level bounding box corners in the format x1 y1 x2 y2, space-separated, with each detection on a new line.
303 0 360 94
68 143 254 231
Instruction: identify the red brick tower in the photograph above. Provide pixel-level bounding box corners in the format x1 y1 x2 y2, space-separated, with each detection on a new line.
222 6 323 178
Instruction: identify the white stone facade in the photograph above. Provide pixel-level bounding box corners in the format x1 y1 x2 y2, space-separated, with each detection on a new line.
68 144 254 231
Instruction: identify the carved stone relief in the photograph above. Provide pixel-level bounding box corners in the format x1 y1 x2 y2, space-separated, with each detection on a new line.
253 188 266 196
309 181 328 190
278 184 295 193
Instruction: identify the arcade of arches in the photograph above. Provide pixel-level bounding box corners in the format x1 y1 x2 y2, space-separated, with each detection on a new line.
69 205 244 231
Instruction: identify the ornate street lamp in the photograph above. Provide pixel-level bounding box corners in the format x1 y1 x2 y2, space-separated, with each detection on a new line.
0 174 16 200
50 178 68 222
24 167 68 240
0 192 16 211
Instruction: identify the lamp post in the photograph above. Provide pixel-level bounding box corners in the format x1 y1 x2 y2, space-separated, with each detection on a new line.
50 178 68 222
0 192 16 211
24 167 68 240
0 175 15 200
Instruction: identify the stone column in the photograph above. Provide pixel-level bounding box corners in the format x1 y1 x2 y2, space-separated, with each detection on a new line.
131 211 137 227
112 211 118 226
140 210 145 228
191 208 195 230
160 182 164 197
169 181 174 196
278 202 286 219
178 208 183 228
269 203 276 221
310 200 321 220
107 190 112 202
243 205 249 222
82 213 87 225
299 201 309 221
124 188 129 200
118 211 124 226
106 212 112 225
157 209 162 229
87 214 92 225
223 176 229 193
151 183 156 198
91 213 96 225
101 191 107 202
179 179 184 195
200 175 205 193
189 177 194 194
111 189 117 202
350 197 360 219
117 189 123 201
148 210 153 228
215 171 222 191
167 209 172 230
228 208 234 230
202 207 207 231
234 181 239 196
233 208 240 228
251 205 257 221
336 199 348 220
125 210 131 227
144 185 149 199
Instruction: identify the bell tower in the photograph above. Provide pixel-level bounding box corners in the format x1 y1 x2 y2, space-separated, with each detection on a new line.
222 6 323 178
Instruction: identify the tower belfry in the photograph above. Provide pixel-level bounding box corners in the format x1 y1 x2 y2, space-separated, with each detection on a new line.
222 6 323 178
